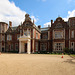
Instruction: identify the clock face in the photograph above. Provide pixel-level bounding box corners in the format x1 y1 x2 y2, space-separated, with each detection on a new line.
58 19 60 21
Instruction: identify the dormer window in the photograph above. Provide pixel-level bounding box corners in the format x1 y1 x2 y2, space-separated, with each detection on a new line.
7 35 12 41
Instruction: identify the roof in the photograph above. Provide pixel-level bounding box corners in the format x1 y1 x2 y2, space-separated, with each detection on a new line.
0 22 8 25
69 17 75 19
41 27 49 31
11 26 18 30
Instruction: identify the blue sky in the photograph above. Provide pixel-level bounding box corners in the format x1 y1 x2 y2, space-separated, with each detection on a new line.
0 0 75 27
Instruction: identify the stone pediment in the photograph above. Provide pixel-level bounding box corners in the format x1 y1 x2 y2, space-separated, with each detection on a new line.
55 23 63 28
18 35 31 41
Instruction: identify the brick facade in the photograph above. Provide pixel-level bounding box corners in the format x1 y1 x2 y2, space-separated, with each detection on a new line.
0 14 75 53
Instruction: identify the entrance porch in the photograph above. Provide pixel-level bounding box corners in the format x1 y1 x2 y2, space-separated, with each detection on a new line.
19 35 31 54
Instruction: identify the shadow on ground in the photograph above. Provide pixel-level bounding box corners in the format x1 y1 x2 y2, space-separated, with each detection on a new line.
64 59 75 64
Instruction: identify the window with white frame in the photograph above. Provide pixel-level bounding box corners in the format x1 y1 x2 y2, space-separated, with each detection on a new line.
71 31 74 38
7 35 12 41
55 32 63 39
72 20 75 26
11 44 13 50
17 35 20 40
6 45 9 51
36 33 38 39
71 42 74 51
40 43 47 51
36 42 38 51
15 43 18 51
2 25 4 32
54 43 63 51
24 31 27 36
28 29 30 36
2 35 4 41
42 33 48 39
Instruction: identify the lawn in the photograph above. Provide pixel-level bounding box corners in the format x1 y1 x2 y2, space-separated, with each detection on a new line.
71 54 75 57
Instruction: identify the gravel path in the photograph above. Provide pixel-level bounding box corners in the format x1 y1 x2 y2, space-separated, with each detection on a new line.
0 54 75 75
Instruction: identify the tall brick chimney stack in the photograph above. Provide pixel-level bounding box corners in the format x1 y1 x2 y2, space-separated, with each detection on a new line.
38 25 41 29
9 21 12 27
51 20 53 25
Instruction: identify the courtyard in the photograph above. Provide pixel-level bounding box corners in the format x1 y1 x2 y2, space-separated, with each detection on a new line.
0 53 75 75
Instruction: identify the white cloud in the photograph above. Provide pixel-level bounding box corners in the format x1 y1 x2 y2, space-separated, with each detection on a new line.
0 0 38 27
63 10 75 21
0 0 26 26
44 10 75 27
44 22 51 27
31 16 39 23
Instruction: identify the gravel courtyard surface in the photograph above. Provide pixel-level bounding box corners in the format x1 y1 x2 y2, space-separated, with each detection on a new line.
0 54 75 75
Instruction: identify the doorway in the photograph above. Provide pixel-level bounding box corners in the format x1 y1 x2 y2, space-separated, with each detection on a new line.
2 48 4 52
25 43 27 53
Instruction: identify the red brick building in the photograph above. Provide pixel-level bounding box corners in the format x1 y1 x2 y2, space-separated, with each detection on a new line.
0 14 75 54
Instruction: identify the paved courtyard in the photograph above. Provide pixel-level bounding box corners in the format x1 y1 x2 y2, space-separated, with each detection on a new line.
0 54 75 75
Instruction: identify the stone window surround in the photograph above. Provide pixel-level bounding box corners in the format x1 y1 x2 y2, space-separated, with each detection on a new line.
40 43 47 51
71 30 74 38
36 33 38 39
15 43 18 51
53 30 64 39
53 42 65 51
7 35 12 41
23 29 31 36
35 42 38 51
71 42 74 51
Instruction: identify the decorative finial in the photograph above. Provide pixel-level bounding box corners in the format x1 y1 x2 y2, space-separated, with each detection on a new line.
21 22 22 25
9 21 12 27
25 13 31 21
33 19 34 24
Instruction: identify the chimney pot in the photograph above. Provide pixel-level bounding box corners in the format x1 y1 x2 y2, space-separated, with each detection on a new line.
9 21 12 27
38 25 41 29
51 20 53 25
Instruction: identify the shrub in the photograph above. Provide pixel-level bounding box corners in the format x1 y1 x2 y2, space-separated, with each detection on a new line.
8 51 19 53
39 51 49 54
63 48 75 54
63 48 70 53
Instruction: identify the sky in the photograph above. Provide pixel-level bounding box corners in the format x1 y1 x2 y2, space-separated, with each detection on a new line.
0 0 75 27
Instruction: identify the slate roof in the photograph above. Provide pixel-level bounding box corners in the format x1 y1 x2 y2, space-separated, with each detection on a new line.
11 26 18 30
41 27 49 31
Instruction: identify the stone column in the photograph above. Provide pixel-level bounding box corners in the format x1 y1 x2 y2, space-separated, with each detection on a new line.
33 29 34 53
27 40 31 54
32 40 34 53
19 41 21 53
